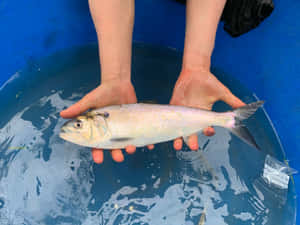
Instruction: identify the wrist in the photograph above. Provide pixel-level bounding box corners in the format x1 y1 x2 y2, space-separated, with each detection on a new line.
101 71 131 85
182 51 211 73
100 76 134 94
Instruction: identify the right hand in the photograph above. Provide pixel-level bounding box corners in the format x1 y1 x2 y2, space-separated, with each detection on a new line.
170 68 245 151
60 79 154 164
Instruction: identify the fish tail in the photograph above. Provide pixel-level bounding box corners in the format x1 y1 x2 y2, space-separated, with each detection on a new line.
226 101 264 150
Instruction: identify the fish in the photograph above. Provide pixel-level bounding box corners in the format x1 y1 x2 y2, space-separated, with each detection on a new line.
59 101 264 150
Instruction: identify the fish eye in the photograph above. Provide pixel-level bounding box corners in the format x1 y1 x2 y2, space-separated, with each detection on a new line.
74 120 83 129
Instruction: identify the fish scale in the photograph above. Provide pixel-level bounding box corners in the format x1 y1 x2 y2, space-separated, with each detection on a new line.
60 101 264 150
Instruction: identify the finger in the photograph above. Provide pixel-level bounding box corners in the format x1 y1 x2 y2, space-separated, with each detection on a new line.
147 144 154 150
222 92 246 109
188 134 199 151
92 148 104 164
203 127 215 136
125 145 136 154
60 93 94 118
173 138 183 150
110 149 124 163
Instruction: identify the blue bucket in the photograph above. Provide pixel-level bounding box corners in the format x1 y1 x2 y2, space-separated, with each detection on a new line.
0 0 299 224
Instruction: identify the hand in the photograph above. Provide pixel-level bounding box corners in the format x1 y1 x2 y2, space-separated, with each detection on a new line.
60 80 154 163
170 68 245 151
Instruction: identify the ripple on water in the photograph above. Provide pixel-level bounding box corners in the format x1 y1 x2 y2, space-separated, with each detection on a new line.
0 44 295 225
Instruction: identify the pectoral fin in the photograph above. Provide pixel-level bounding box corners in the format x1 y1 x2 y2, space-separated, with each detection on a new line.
110 137 133 142
183 136 189 145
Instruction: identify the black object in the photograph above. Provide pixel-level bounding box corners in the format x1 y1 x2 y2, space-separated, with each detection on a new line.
174 0 274 37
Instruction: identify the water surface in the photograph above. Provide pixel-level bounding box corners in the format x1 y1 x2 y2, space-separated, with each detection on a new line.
0 44 296 225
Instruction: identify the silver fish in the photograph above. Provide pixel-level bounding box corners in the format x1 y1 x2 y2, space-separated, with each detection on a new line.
59 101 264 149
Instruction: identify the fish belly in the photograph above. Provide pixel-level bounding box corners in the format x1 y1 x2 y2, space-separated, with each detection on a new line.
96 104 225 149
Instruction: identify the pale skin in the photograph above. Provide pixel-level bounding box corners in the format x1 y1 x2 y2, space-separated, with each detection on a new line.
60 0 245 163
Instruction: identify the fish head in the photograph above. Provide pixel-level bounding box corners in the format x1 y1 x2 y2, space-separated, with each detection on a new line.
59 112 109 147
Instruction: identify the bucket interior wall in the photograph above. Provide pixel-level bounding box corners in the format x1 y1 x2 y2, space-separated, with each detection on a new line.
0 0 299 223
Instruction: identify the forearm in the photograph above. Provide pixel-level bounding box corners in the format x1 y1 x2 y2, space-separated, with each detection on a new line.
183 0 226 71
88 0 134 83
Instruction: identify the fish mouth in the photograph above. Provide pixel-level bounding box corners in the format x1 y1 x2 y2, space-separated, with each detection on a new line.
59 131 68 140
59 132 75 144
59 127 70 140
60 124 70 133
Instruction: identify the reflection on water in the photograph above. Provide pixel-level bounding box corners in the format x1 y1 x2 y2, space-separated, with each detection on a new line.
0 92 94 225
0 44 296 225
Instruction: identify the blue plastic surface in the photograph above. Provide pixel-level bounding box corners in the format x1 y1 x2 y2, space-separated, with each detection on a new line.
0 0 299 222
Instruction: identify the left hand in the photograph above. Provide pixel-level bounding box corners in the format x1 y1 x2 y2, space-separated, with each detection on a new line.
60 79 154 164
170 68 245 151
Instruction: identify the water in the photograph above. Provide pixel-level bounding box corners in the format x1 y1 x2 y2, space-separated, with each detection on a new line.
0 43 296 225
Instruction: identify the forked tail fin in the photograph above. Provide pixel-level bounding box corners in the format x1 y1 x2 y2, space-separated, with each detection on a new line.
229 101 265 150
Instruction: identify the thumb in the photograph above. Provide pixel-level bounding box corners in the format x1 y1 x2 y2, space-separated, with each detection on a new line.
60 93 95 118
222 91 246 109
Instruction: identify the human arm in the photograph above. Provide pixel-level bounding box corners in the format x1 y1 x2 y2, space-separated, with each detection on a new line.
171 0 245 150
61 0 138 163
